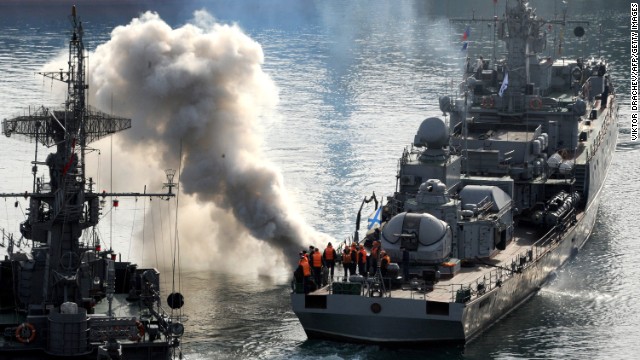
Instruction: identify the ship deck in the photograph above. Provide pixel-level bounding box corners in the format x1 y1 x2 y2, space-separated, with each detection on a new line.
310 210 584 303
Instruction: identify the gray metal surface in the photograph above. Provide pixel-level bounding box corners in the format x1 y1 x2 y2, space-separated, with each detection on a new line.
292 0 618 345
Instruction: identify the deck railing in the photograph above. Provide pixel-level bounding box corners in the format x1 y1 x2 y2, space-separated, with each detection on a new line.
444 208 576 303
293 209 576 302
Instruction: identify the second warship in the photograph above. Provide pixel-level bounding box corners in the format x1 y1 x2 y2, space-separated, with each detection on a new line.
292 0 618 344
0 7 185 359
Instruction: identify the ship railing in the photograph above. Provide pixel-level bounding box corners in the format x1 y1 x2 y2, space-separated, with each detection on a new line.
301 206 575 299
446 208 577 303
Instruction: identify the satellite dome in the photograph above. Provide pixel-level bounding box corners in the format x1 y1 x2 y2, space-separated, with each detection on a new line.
413 117 449 148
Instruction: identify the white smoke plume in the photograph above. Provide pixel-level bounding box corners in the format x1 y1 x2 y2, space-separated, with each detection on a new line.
88 10 329 273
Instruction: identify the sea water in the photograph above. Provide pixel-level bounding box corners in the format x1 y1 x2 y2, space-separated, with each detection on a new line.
0 1 637 359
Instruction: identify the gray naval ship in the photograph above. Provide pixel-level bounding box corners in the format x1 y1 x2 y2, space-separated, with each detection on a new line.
0 7 185 359
291 0 618 344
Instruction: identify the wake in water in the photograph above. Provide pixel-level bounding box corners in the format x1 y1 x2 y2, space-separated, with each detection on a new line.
86 10 329 273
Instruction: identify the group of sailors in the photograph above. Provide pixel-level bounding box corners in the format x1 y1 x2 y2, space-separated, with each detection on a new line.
294 240 393 294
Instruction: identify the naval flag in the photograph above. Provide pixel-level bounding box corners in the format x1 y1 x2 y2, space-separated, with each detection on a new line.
367 206 382 231
499 72 508 97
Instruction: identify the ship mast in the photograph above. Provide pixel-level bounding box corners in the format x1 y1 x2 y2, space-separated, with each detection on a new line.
450 0 588 113
1 6 173 309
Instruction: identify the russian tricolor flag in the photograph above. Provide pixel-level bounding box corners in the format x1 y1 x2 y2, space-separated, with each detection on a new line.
462 26 470 41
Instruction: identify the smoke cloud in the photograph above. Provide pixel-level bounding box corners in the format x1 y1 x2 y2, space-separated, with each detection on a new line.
88 10 329 273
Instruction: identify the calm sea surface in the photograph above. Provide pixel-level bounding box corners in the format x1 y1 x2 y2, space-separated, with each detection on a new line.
0 1 638 359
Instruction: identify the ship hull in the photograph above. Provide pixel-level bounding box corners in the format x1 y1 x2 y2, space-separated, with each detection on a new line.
291 106 618 344
291 196 596 344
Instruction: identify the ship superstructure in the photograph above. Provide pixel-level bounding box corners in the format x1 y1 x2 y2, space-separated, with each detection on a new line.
0 7 185 359
291 0 617 344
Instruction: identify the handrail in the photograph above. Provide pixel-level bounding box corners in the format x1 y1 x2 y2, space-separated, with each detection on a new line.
445 208 576 303
294 209 578 301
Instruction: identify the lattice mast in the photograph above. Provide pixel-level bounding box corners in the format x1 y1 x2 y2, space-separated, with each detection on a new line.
0 7 145 308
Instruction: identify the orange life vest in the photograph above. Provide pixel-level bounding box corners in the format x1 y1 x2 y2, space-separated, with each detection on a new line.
358 248 367 264
299 259 311 276
381 254 391 268
343 251 352 264
324 246 334 261
312 252 323 267
371 246 380 259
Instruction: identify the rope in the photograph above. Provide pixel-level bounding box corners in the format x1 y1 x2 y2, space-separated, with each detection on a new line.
141 191 147 265
150 197 159 269
127 197 138 262
171 141 183 319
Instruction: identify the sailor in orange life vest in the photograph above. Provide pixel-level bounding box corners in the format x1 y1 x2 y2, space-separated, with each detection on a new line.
357 245 367 276
296 253 312 294
311 248 324 287
341 247 352 279
323 242 337 281
380 250 392 277
380 250 392 288
349 243 358 276
369 241 381 274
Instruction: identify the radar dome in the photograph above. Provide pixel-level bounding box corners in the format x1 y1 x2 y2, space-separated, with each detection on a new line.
413 117 449 148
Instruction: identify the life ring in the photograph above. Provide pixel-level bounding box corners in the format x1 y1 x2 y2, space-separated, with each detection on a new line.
129 321 145 342
529 97 542 110
15 322 36 344
481 96 494 109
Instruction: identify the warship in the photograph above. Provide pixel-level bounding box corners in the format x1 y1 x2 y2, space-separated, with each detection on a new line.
291 0 618 344
0 7 185 359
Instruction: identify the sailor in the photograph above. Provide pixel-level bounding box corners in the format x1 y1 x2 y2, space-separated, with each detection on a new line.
357 245 367 276
369 241 381 274
323 242 336 281
349 243 358 276
342 247 352 279
380 250 391 277
380 250 392 288
297 254 312 294
311 248 324 287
